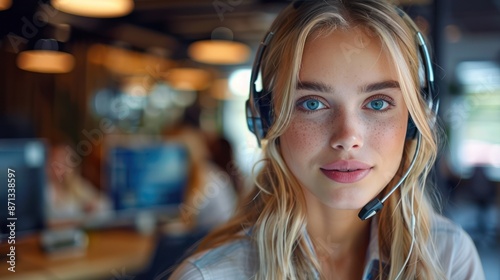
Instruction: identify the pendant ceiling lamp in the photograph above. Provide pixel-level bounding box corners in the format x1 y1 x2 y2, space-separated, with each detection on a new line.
0 0 12 11
163 68 212 91
188 27 251 65
188 40 250 65
17 39 75 73
51 0 134 18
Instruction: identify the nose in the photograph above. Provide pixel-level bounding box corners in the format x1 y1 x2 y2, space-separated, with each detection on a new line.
330 112 364 151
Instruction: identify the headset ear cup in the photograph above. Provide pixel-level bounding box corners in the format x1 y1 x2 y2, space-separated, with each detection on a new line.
247 31 275 146
258 90 273 137
406 116 418 139
246 90 273 142
246 100 256 134
246 99 264 141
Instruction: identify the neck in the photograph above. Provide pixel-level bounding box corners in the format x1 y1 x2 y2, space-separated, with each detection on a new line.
304 191 371 259
302 188 372 279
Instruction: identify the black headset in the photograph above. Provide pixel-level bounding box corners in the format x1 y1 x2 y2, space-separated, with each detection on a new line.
246 5 439 147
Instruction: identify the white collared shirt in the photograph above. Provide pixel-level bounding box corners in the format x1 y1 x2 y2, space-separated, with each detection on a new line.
168 213 485 280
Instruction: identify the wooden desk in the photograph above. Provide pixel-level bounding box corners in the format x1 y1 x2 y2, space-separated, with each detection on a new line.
0 229 155 280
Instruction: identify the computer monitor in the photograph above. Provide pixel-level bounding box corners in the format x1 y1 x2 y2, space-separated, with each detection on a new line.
107 141 189 220
0 139 47 240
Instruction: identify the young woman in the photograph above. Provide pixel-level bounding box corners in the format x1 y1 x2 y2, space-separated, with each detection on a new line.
168 0 484 279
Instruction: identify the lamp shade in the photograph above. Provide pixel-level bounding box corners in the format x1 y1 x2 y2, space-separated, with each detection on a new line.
0 0 12 11
188 40 250 65
51 0 134 18
17 39 75 73
17 50 75 73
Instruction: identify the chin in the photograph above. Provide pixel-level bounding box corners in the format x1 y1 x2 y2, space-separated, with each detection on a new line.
324 200 370 211
322 188 378 210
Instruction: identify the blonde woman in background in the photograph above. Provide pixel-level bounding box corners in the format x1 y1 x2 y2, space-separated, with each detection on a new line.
163 125 237 231
46 142 111 226
169 0 484 279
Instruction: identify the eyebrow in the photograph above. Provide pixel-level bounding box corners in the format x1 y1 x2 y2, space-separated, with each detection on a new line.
296 81 333 93
362 80 400 93
296 80 400 94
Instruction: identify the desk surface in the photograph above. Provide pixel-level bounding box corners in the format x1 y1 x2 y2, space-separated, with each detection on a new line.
0 229 155 280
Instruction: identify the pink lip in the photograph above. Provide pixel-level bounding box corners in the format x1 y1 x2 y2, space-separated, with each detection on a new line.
320 160 372 184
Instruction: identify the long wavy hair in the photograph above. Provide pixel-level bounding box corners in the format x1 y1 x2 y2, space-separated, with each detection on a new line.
197 1 444 279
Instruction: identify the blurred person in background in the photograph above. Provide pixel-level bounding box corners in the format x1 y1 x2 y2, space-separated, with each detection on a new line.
206 134 244 197
46 138 111 227
163 125 237 232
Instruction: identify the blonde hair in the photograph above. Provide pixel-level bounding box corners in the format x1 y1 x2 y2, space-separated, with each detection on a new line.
198 1 444 279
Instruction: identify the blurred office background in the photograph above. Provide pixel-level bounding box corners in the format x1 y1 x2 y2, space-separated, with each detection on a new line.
0 0 499 279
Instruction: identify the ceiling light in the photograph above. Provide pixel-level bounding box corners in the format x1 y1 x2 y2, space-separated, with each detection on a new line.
17 39 75 73
163 68 212 91
17 51 75 73
188 40 250 65
51 0 134 18
0 0 12 11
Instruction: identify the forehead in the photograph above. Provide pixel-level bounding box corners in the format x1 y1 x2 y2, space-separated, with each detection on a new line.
300 26 398 84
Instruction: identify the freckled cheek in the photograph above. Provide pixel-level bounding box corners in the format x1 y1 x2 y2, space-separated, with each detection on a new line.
281 117 325 153
365 116 407 153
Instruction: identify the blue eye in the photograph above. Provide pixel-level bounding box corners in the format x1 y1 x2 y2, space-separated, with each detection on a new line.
366 99 389 111
298 98 327 111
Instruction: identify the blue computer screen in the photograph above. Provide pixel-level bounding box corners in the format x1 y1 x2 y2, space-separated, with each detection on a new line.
108 142 189 213
0 139 46 240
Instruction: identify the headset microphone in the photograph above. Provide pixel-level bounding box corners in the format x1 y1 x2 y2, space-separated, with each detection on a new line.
358 132 422 220
357 8 437 221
